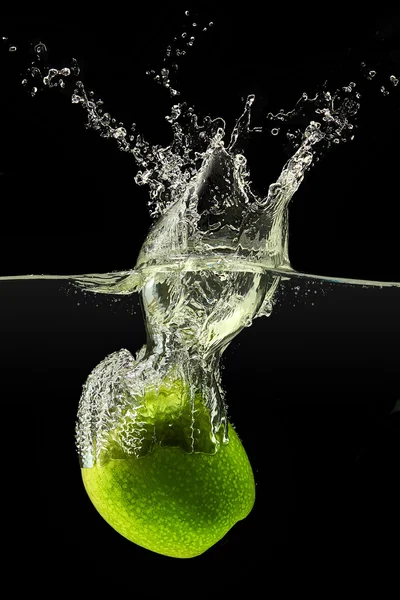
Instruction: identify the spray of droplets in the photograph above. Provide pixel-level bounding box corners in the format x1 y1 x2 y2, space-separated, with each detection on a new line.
360 61 399 96
146 11 214 97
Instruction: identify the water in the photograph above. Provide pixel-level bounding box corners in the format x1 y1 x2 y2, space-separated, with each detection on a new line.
1 29 399 468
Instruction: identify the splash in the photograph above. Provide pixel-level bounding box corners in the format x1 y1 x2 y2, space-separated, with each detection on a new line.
1 32 399 466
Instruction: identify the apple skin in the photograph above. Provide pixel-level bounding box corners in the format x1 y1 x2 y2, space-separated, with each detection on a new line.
82 422 255 558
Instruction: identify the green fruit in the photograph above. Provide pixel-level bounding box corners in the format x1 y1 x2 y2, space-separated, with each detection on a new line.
82 421 255 558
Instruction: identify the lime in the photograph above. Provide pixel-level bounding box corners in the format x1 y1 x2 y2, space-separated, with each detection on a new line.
82 421 255 558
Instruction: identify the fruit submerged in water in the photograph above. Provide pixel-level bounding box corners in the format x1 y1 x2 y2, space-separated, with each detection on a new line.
82 421 255 558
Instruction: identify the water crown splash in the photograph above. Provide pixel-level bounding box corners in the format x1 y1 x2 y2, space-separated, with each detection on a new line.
1 24 399 558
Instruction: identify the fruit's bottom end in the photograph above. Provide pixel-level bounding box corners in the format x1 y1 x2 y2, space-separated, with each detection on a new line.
82 422 255 559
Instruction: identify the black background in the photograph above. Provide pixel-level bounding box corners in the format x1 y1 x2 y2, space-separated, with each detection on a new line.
0 7 399 580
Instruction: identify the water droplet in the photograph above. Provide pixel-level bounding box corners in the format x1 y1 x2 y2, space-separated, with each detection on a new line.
203 27 208 32
2 37 8 41
182 32 187 39
61 68 71 76
381 86 389 96
209 22 214 26
192 22 197 27
113 127 127 139
9 46 17 52
21 79 28 85
390 75 398 87
367 70 376 80
33 42 47 61
333 138 340 144
185 10 190 16
271 128 279 136
31 87 37 96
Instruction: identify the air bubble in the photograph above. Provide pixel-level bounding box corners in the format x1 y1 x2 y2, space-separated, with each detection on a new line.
271 128 280 136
